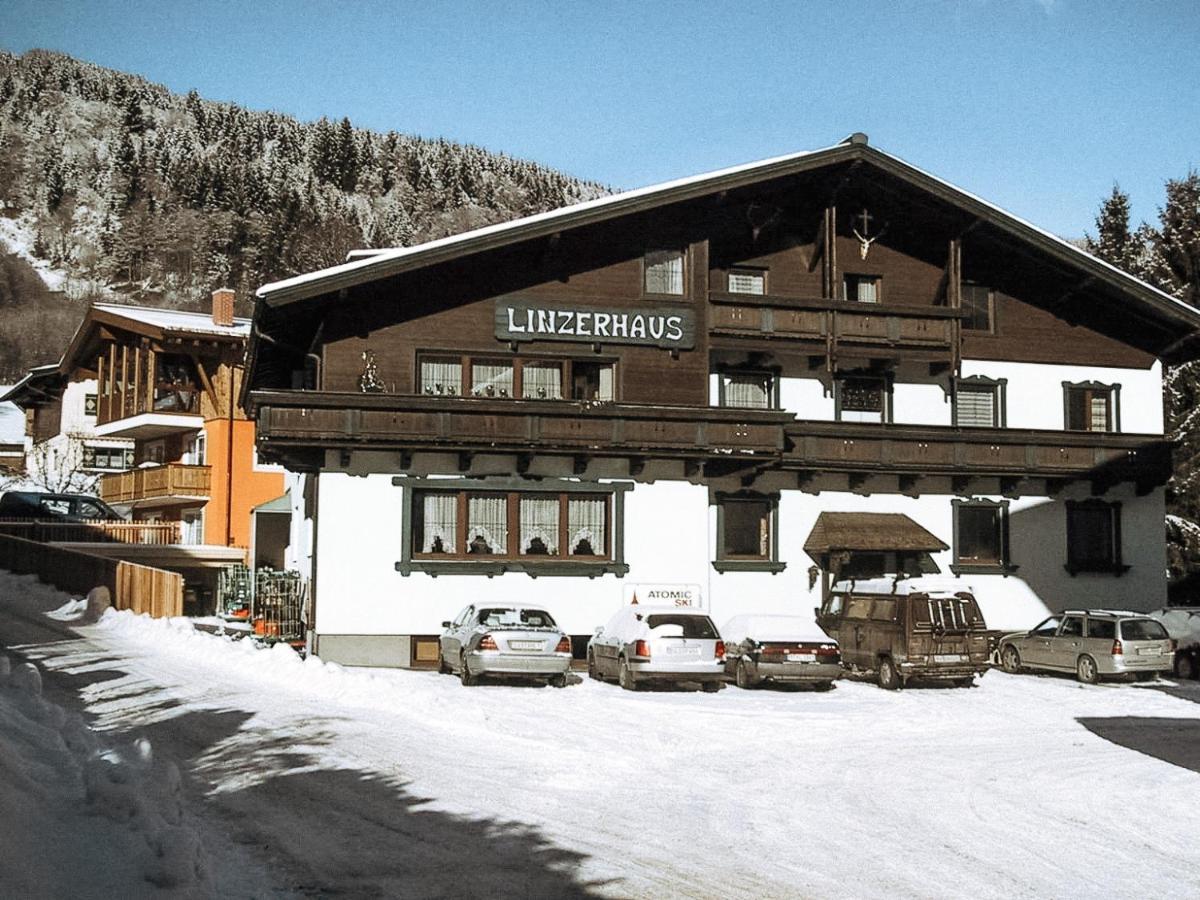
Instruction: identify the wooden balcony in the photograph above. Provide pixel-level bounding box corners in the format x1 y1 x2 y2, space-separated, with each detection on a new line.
708 293 959 366
783 420 1172 492
253 391 790 469
0 519 182 545
99 464 213 505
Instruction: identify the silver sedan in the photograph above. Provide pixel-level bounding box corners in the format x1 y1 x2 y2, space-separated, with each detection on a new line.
438 604 573 687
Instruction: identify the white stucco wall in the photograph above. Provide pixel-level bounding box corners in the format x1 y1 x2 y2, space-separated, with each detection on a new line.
310 473 1167 648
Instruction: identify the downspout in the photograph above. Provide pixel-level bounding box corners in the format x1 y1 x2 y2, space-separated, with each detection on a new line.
226 362 235 546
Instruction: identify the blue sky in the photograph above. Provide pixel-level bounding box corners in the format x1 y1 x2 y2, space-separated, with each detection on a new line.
1 0 1197 237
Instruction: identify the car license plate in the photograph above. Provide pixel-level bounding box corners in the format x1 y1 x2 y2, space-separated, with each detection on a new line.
934 654 966 663
509 640 543 651
1137 647 1161 656
786 653 816 662
666 646 701 656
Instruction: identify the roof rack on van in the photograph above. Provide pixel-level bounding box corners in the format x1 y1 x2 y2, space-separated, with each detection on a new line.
1061 609 1141 617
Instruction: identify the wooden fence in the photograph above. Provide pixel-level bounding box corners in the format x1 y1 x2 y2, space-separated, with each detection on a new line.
0 519 182 545
0 533 182 618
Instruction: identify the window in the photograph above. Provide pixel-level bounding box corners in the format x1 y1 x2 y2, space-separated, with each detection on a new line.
836 375 890 423
1060 616 1084 638
1030 616 1061 637
142 440 166 465
82 446 131 471
961 284 993 332
1120 619 1168 641
418 354 615 402
1086 618 1116 640
181 508 204 545
719 371 776 410
420 357 462 396
844 274 880 303
954 376 1006 428
952 499 1014 574
1064 382 1119 432
713 493 785 573
727 268 766 295
644 249 685 295
400 480 628 576
1065 499 1125 575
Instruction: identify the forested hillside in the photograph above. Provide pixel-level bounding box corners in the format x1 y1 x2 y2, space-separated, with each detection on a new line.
0 49 606 376
1085 175 1200 594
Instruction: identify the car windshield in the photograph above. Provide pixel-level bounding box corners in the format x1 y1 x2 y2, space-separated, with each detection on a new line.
477 608 556 629
645 614 718 639
1120 619 1168 641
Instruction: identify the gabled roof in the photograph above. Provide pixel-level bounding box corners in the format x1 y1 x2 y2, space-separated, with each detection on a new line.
252 134 1200 344
803 512 949 556
0 363 65 408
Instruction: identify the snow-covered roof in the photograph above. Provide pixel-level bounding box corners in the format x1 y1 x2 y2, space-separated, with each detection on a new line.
92 303 250 337
253 135 1200 339
721 615 832 644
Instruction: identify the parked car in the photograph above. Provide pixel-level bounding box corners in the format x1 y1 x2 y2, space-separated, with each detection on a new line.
0 490 123 521
997 610 1175 684
438 604 573 687
1150 607 1200 680
721 614 840 690
588 605 725 692
815 577 991 689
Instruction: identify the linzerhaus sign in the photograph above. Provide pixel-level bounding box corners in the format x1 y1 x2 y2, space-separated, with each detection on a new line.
495 299 696 350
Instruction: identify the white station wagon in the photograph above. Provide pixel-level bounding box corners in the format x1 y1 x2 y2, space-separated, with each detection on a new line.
588 605 725 692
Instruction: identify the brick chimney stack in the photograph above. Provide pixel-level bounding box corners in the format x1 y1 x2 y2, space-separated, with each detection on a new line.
211 288 235 327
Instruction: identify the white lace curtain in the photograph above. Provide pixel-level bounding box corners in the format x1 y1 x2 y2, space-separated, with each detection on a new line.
519 497 559 555
1090 396 1109 431
420 359 462 396
471 362 513 398
522 363 562 399
568 497 605 556
467 495 506 554
723 374 771 409
645 250 684 295
422 494 457 553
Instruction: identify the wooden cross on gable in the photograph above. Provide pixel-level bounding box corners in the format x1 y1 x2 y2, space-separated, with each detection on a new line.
850 206 887 260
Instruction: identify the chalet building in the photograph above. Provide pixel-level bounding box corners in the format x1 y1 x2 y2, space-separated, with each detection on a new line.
243 134 1200 668
2 362 134 491
42 293 286 604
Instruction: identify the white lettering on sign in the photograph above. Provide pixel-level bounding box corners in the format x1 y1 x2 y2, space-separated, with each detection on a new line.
496 300 693 349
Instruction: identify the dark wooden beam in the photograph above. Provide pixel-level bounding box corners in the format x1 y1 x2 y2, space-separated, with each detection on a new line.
899 474 922 498
951 475 971 496
628 456 646 477
1000 476 1022 498
399 449 412 470
847 472 870 494
684 459 702 479
457 451 473 472
796 470 819 493
1044 478 1070 497
573 454 590 475
516 453 533 474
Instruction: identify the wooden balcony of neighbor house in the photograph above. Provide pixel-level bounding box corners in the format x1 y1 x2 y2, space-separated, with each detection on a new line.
783 420 1172 493
99 463 213 506
708 292 959 366
252 390 791 469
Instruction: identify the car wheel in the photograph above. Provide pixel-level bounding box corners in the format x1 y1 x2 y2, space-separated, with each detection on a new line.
877 656 901 691
735 658 755 690
459 654 477 687
1000 645 1022 674
701 681 721 693
588 652 600 681
1175 653 1197 681
549 674 568 689
618 657 638 691
437 651 451 675
1076 654 1100 685
813 681 834 692
954 677 974 688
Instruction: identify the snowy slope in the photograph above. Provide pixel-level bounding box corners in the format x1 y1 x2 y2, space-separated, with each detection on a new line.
0 216 69 292
2 570 1200 898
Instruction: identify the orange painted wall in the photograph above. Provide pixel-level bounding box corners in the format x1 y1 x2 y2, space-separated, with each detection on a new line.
203 418 285 548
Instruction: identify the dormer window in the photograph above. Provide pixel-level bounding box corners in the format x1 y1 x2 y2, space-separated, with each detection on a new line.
844 274 880 303
727 268 766 296
644 249 685 296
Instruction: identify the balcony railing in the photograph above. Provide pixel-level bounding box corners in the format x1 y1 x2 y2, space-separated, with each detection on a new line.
99 464 213 505
783 420 1171 488
254 391 790 460
0 519 182 545
709 293 959 364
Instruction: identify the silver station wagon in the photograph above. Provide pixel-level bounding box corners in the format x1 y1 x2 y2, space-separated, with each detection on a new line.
438 604 573 687
998 609 1175 684
588 605 725 692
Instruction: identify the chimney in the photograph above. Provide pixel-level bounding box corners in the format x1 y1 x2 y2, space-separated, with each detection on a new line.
211 288 235 327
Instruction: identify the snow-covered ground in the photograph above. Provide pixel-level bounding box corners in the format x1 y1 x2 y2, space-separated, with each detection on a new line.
2 570 1200 898
0 215 69 292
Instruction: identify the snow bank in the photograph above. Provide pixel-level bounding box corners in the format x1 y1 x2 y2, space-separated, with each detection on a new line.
1154 607 1200 649
0 651 206 894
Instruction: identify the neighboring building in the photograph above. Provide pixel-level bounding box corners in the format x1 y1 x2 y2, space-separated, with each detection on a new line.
243 134 1200 668
37 291 286 608
1 363 134 492
0 385 26 475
